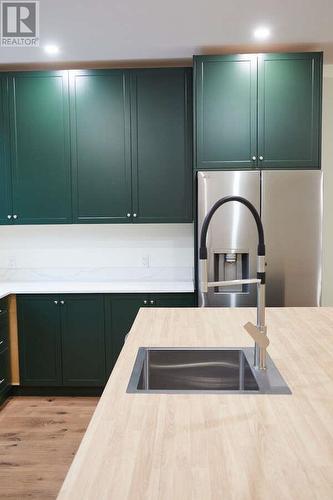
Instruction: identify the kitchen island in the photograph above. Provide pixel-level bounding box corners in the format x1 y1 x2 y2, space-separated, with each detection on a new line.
57 307 333 499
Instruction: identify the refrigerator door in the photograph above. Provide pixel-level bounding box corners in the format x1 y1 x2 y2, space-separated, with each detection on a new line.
197 171 260 307
262 170 322 306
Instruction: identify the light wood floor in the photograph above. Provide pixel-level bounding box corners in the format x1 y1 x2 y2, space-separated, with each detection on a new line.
0 396 99 499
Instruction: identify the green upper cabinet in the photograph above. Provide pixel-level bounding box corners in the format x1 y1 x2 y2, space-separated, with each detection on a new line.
8 71 72 223
194 54 257 170
61 295 106 386
257 52 322 168
69 70 132 223
1 67 192 225
130 68 192 222
194 52 323 170
0 75 12 224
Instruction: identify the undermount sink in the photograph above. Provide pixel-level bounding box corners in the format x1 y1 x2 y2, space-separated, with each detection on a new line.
127 347 291 395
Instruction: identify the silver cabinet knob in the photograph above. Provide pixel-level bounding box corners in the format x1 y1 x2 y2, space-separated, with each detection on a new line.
0 340 4 346
143 300 148 305
60 300 65 305
7 215 12 219
0 310 2 314
259 156 264 161
252 156 256 161
150 300 154 305
13 214 18 219
0 378 5 385
127 213 131 217
54 300 58 305
133 213 137 218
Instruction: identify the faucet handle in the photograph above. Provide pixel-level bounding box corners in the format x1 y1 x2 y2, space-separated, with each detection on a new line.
243 322 269 349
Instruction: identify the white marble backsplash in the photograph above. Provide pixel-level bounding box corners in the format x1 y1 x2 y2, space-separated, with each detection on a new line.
0 223 194 283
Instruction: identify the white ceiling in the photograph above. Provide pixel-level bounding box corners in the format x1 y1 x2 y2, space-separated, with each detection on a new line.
1 0 333 67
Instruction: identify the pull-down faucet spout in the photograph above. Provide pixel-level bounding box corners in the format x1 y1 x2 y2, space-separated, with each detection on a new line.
199 196 268 370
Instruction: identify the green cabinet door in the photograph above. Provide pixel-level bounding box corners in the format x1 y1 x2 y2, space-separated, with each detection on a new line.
9 71 72 223
151 293 196 307
105 294 147 375
70 70 132 223
0 298 10 402
257 52 322 169
130 68 192 222
105 292 196 375
0 309 9 352
0 75 12 224
61 295 106 386
194 54 257 170
17 295 62 386
0 348 10 401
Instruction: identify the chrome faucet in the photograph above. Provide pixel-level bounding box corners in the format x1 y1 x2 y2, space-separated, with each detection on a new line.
199 196 269 370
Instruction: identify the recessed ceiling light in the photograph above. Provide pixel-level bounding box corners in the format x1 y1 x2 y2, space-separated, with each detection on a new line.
253 26 271 40
44 44 60 55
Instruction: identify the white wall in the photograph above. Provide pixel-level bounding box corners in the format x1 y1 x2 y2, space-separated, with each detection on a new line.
0 224 194 283
321 65 333 305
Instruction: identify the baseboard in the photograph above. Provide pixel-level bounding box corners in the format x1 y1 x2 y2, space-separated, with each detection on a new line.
11 386 104 397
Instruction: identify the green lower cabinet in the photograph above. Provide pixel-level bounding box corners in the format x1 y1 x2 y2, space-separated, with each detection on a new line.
105 294 148 376
105 293 195 375
0 310 9 352
0 300 10 402
0 296 8 314
17 292 195 389
152 293 196 307
17 294 106 387
61 295 106 386
18 295 62 386
0 348 10 402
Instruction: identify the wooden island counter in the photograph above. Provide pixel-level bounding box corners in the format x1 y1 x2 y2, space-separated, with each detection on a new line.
58 307 333 500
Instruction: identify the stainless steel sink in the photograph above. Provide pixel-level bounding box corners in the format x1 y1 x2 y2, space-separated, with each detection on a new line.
127 347 291 394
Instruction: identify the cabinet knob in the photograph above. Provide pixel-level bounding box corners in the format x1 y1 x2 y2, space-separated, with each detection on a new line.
252 156 256 161
54 300 58 305
60 300 65 305
13 214 18 219
0 340 4 346
143 300 147 305
127 213 131 217
0 378 5 385
259 156 264 161
150 300 154 305
7 215 12 219
133 213 137 218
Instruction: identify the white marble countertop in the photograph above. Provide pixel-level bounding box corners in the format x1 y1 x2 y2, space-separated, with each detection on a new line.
0 280 195 299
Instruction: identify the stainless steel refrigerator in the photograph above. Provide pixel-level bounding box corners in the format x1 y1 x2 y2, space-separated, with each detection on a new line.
197 170 323 307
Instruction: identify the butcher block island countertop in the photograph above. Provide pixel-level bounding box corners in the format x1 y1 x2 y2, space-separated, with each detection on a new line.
57 307 333 500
